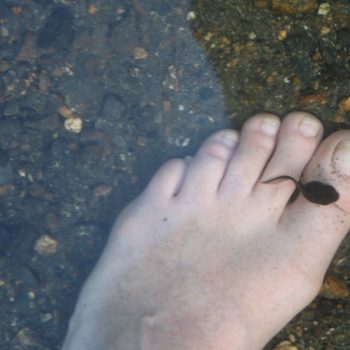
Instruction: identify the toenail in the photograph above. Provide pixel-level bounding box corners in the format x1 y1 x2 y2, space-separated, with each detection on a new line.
332 140 350 176
221 131 239 147
299 117 321 138
260 118 280 136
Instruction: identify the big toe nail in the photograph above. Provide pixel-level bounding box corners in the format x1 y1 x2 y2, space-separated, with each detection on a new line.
332 140 350 178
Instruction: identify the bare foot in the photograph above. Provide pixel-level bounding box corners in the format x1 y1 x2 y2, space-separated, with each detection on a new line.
62 112 350 350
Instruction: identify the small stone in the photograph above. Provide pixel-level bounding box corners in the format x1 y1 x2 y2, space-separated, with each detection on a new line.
318 3 330 16
27 291 35 300
248 32 257 40
11 6 22 16
15 328 38 347
133 47 148 60
1 26 9 37
295 326 303 337
34 235 58 255
204 32 213 42
320 275 349 299
330 112 346 124
93 184 112 198
278 30 287 41
272 0 318 14
320 26 331 35
186 11 196 21
41 313 53 322
274 340 298 350
298 91 328 106
88 5 98 14
58 105 75 118
64 117 83 133
163 100 172 112
288 334 296 342
16 31 37 63
0 184 13 198
338 96 350 112
254 0 268 8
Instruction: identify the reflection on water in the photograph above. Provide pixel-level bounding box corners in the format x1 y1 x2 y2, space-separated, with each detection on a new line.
0 0 350 348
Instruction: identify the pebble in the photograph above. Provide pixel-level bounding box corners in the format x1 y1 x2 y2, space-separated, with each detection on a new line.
254 0 268 8
320 26 331 35
41 313 53 322
320 275 349 299
15 328 38 347
93 184 112 198
34 235 58 255
64 116 83 133
16 31 37 63
133 47 148 60
298 91 328 106
338 96 350 112
58 105 83 133
274 340 298 350
318 3 330 16
272 0 318 14
58 105 75 119
278 30 287 41
186 11 196 21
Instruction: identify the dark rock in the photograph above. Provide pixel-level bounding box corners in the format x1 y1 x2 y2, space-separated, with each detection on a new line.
0 225 12 255
24 91 50 116
100 93 126 119
95 93 127 142
284 33 316 57
37 5 75 50
0 164 14 185
336 28 350 51
0 2 11 18
0 43 16 60
2 99 20 117
199 86 215 100
284 32 319 83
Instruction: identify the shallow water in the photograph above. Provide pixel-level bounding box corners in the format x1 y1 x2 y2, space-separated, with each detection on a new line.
1 1 350 349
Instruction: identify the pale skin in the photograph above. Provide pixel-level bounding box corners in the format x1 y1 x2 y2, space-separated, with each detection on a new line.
62 111 350 350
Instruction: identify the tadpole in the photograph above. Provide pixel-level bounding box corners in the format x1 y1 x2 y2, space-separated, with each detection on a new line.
263 175 339 205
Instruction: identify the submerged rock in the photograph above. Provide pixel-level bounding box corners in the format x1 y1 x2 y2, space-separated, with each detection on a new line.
37 5 75 50
272 0 318 14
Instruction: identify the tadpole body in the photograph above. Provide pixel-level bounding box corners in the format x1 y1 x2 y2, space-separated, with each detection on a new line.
263 175 339 205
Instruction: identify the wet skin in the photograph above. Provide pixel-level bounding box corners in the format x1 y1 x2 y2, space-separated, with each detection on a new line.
263 175 339 205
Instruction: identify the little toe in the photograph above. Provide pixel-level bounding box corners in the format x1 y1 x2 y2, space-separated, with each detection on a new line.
178 129 239 197
253 112 323 213
280 130 350 279
219 113 280 198
142 158 188 199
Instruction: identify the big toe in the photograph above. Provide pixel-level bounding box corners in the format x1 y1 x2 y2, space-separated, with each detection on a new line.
280 130 350 278
303 130 350 214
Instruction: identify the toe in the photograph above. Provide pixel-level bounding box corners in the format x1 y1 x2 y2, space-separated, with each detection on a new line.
252 112 323 213
279 130 350 280
142 158 188 199
177 129 239 197
218 113 280 198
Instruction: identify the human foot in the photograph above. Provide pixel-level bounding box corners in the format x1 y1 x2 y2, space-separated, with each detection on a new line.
62 112 350 350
